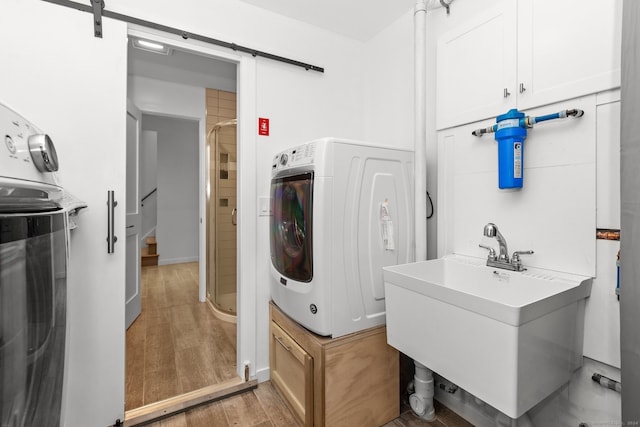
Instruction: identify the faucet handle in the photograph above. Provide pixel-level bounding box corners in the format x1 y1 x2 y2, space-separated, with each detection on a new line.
512 250 534 265
479 244 497 261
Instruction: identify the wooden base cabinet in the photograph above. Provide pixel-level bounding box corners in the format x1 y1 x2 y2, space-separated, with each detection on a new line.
269 302 399 427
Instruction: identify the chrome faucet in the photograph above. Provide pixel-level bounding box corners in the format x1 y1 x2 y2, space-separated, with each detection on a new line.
483 223 509 262
479 223 534 272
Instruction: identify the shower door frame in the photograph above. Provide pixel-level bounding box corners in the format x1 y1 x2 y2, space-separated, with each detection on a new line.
206 118 239 318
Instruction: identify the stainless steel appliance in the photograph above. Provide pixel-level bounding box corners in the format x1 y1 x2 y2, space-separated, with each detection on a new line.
0 102 85 426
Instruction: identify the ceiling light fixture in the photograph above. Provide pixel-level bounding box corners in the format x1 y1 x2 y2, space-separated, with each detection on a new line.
131 38 172 55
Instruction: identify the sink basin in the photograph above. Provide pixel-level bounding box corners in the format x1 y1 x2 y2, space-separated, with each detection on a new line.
383 254 592 419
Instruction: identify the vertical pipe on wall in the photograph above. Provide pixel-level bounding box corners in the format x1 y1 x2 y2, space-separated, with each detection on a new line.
410 1 436 422
620 0 640 423
415 0 428 262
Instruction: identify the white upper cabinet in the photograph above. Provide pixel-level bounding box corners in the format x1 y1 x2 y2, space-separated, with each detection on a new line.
516 0 621 110
436 1 517 130
436 0 622 130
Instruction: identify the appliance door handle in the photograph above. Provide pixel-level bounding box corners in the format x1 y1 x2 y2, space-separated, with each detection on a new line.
106 190 118 254
232 207 237 226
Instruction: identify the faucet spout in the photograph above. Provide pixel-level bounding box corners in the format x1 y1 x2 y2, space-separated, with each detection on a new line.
483 223 509 261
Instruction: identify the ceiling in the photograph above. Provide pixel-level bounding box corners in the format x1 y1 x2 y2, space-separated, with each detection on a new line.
128 43 237 90
238 0 417 41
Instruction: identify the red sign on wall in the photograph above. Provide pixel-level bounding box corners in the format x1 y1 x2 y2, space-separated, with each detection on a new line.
258 117 270 136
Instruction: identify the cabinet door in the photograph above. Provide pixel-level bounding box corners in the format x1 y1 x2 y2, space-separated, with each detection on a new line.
517 0 622 109
270 321 314 426
436 0 517 130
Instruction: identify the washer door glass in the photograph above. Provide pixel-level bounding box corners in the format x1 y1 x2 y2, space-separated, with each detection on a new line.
270 172 313 282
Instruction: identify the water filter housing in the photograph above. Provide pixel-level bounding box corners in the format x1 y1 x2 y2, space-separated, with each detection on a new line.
473 107 584 189
495 109 527 189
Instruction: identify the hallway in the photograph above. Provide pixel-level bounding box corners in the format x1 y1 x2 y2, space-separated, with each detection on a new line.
126 263 237 409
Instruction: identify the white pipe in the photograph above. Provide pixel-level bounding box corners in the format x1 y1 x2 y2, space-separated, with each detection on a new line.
411 1 455 421
415 0 427 263
410 361 436 421
411 1 433 421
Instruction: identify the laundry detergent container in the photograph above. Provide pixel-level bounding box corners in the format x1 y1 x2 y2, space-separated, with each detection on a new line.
270 137 414 338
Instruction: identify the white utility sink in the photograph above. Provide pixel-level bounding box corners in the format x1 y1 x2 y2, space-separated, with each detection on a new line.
383 254 592 420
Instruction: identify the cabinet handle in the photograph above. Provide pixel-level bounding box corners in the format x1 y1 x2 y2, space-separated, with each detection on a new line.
519 83 526 93
503 88 511 98
274 335 291 352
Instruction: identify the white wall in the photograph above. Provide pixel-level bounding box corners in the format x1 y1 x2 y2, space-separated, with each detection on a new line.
143 115 200 264
129 75 207 120
362 7 449 259
362 9 414 150
140 130 158 239
129 76 205 263
585 91 621 368
437 95 596 277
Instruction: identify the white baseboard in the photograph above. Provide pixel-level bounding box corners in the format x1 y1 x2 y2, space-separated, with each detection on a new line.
158 256 199 265
255 367 270 383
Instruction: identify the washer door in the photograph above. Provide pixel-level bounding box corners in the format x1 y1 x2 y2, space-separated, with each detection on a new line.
270 172 313 282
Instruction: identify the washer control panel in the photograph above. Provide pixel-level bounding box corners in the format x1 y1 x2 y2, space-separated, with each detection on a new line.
0 102 59 184
272 142 316 175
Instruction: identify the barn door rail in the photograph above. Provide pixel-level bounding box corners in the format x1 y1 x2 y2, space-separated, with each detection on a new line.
41 0 325 73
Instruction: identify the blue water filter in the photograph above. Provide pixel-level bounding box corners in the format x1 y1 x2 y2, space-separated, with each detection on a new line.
495 109 528 189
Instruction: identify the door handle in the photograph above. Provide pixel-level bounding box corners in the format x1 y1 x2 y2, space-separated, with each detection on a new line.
106 190 118 254
232 207 237 226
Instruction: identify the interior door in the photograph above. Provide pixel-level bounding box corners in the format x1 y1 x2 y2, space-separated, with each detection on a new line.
1 2 129 423
126 100 142 329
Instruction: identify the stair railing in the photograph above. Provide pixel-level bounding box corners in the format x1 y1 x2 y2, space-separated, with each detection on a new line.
141 188 157 207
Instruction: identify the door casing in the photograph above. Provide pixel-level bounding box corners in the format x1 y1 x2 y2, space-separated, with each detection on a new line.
127 26 259 382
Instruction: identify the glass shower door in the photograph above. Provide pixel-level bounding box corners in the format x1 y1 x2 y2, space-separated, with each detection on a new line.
206 120 237 316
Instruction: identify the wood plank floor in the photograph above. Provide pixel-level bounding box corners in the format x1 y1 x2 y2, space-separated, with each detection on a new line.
128 263 473 426
140 382 473 427
126 262 237 410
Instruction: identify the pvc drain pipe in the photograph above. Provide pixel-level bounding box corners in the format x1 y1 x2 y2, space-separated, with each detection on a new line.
410 361 436 421
410 0 453 420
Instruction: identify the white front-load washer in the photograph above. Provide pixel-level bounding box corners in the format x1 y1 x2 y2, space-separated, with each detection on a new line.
270 137 414 338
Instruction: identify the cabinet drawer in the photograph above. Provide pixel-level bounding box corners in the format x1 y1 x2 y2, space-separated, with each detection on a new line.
270 321 314 426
